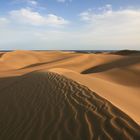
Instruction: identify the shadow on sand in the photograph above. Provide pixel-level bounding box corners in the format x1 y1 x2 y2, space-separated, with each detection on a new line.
81 56 140 74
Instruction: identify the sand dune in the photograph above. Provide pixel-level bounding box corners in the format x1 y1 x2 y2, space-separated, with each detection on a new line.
0 52 5 57
81 55 140 87
0 71 139 140
0 51 72 70
110 50 140 55
0 50 140 139
50 68 140 125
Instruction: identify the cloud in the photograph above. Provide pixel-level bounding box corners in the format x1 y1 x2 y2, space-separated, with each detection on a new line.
13 0 38 5
9 8 69 26
79 5 140 48
27 0 38 6
57 0 72 3
0 4 140 50
80 5 140 23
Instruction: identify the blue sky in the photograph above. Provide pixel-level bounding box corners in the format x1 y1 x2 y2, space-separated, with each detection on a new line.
0 0 140 50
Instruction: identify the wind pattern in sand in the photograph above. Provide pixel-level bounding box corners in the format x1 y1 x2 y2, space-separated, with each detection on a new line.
0 71 139 140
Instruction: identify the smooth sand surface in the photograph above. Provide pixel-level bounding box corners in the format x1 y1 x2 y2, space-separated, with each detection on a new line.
0 50 140 140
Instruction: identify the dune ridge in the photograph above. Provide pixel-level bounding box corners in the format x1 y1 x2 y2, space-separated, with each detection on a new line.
0 71 139 140
49 68 140 125
0 50 140 140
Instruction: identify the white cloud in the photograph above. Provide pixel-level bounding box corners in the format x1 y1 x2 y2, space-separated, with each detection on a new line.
27 0 38 6
45 14 69 26
98 4 112 13
79 6 140 48
12 0 38 5
80 6 140 23
9 8 69 26
57 0 72 3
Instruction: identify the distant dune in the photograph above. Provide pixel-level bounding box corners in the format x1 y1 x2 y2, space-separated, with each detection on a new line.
110 50 140 55
0 50 140 139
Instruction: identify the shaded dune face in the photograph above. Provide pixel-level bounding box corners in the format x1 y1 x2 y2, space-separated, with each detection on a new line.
0 72 139 140
81 56 140 74
0 53 5 58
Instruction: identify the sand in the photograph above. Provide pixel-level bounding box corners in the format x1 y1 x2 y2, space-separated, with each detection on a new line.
0 50 140 140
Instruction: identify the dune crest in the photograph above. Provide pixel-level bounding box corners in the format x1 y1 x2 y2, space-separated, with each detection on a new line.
0 71 139 140
49 68 140 125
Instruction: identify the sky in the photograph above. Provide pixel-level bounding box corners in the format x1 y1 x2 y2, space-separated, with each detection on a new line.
0 0 140 50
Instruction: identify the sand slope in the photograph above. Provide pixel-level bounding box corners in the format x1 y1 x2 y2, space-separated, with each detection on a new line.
0 71 139 140
49 68 140 125
0 50 140 140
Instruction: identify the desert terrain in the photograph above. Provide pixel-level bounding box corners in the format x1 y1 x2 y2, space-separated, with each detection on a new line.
0 50 140 140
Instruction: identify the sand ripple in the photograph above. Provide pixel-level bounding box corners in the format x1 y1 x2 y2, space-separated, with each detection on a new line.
0 71 139 140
